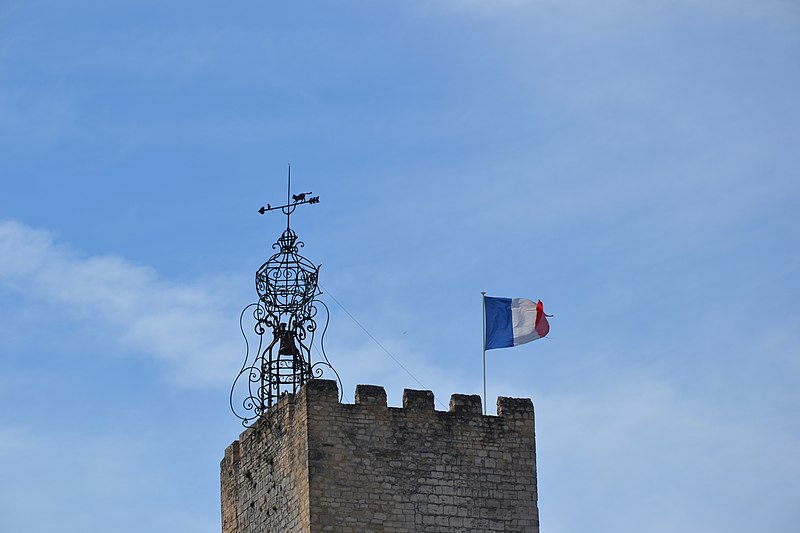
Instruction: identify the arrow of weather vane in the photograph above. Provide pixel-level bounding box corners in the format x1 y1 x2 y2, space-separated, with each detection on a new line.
258 193 320 215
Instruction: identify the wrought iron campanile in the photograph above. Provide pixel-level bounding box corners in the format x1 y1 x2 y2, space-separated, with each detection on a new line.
231 167 338 426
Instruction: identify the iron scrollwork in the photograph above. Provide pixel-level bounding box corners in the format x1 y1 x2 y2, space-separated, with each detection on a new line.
230 173 340 426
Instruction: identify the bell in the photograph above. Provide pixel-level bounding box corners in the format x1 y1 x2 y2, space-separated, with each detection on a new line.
278 324 299 356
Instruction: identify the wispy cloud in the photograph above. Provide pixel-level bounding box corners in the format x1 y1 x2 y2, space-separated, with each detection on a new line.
0 219 239 387
0 218 462 400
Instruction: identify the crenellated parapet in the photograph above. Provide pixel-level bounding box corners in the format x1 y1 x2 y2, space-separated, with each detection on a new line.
222 380 539 533
298 378 534 418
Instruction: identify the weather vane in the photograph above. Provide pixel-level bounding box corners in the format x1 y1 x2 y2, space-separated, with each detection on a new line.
230 165 339 426
256 165 320 223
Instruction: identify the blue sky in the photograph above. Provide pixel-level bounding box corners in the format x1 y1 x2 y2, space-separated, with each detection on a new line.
1 1 798 531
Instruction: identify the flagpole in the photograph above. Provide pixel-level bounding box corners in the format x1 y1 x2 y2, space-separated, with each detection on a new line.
481 291 487 415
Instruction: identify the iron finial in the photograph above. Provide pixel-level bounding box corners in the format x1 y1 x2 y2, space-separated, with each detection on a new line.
231 167 338 426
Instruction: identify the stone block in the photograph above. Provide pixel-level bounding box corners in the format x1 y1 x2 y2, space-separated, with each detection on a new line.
402 389 434 411
497 396 534 418
355 384 387 408
305 379 340 403
448 393 482 415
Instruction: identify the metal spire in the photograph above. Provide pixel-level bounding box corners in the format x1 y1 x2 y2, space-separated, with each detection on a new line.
230 166 337 426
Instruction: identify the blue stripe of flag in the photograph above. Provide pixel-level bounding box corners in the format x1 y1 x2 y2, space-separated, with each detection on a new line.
484 296 514 350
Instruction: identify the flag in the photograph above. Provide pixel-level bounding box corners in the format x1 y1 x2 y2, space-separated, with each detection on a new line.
484 296 550 350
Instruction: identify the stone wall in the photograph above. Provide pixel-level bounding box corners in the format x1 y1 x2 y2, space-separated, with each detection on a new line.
221 393 311 533
221 379 539 533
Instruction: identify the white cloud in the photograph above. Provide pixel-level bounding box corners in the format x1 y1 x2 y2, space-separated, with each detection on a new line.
0 218 457 404
0 219 239 387
0 218 463 401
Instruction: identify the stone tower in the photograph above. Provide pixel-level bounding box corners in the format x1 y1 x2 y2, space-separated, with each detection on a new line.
221 379 540 532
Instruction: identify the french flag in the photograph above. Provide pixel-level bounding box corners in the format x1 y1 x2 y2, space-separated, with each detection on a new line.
484 296 550 350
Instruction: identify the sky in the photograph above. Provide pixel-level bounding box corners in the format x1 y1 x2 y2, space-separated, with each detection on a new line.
1 0 799 531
